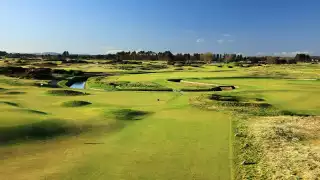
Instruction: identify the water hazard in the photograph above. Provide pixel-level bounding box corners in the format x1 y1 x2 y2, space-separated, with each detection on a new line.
70 81 86 89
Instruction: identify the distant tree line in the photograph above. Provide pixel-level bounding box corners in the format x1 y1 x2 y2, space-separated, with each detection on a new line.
0 51 8 56
0 50 317 65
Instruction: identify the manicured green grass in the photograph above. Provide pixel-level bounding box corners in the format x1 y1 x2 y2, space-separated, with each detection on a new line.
191 77 320 115
0 77 232 180
0 63 319 179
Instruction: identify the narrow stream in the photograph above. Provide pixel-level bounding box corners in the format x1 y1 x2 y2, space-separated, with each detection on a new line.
70 81 86 89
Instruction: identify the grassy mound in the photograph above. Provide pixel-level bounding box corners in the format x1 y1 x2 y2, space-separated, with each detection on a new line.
47 89 88 96
35 62 57 67
87 77 172 91
0 120 80 144
0 77 34 86
168 79 235 92
57 80 69 88
202 94 313 117
210 94 243 102
210 94 273 108
62 100 92 107
139 64 167 70
86 76 117 90
112 109 151 121
190 94 277 116
117 81 165 90
255 98 265 102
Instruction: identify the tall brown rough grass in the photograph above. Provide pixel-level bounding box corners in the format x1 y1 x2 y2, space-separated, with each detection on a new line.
249 116 320 179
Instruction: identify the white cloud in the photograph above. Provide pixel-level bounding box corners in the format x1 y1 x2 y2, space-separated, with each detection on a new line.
291 51 312 55
217 39 224 44
104 46 143 54
273 51 312 57
105 49 124 54
256 52 265 56
223 34 231 37
196 38 204 43
234 52 244 55
217 39 234 44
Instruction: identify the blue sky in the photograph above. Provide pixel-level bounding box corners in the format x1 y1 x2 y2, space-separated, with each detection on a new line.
1 0 319 55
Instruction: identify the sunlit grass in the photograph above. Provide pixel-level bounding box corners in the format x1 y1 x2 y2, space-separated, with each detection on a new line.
0 62 319 179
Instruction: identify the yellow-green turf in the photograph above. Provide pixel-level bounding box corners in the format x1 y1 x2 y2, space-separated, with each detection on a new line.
0 63 319 179
0 77 232 180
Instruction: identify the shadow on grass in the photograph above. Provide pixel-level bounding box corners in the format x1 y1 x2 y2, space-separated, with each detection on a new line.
180 87 225 92
62 100 92 107
24 109 49 115
0 101 20 107
167 78 182 82
0 120 72 144
280 110 311 117
210 94 242 102
4 91 26 95
112 109 152 121
0 119 124 145
47 90 89 96
9 108 49 115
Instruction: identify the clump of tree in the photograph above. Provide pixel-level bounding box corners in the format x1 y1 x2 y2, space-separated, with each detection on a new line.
0 51 7 57
62 51 69 58
200 53 213 64
295 54 311 62
266 56 278 64
5 53 37 59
